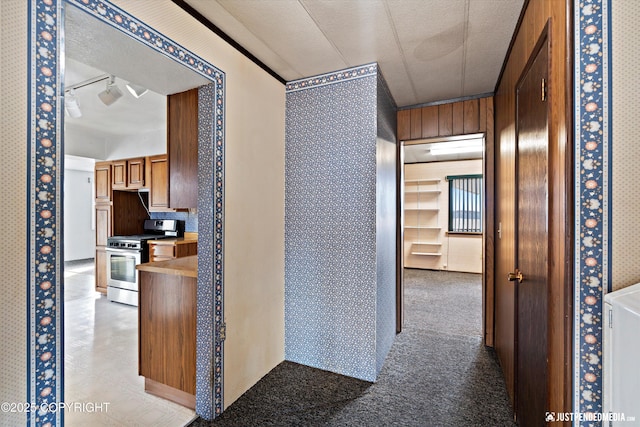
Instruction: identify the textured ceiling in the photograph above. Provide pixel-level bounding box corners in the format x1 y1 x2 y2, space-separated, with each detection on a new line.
63 0 524 141
64 5 210 137
183 0 524 107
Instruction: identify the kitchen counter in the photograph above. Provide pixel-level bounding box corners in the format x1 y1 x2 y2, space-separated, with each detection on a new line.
136 255 197 278
146 236 198 246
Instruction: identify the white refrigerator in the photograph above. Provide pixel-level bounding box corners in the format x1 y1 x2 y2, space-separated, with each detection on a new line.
603 282 640 425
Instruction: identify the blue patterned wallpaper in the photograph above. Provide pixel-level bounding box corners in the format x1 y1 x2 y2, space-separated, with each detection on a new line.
285 64 396 382
574 0 611 422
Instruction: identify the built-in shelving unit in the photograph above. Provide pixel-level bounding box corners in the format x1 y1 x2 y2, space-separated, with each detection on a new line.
404 178 442 260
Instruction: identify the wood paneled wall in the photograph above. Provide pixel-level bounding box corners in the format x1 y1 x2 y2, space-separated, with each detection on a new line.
397 96 495 348
398 98 489 141
494 0 571 418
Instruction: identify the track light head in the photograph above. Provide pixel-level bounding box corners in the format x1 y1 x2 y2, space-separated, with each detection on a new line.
126 83 148 98
65 89 82 118
98 76 123 106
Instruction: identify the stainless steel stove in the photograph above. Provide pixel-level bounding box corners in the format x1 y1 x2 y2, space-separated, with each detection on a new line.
106 219 182 306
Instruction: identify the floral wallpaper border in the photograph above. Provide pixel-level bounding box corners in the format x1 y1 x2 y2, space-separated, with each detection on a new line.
574 0 611 423
27 0 226 424
285 62 378 93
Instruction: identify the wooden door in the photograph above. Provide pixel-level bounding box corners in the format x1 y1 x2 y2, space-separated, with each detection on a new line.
514 36 549 426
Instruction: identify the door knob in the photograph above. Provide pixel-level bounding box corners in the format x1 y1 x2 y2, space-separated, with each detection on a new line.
507 269 524 283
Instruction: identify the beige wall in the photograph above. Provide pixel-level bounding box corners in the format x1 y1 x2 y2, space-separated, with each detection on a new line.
2 0 285 415
404 159 483 273
0 1 28 424
110 0 286 409
611 2 640 290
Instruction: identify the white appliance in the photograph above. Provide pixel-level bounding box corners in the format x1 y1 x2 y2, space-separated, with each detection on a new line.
603 282 640 425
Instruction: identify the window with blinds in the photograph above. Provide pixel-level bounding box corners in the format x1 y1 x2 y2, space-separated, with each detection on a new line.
447 174 483 233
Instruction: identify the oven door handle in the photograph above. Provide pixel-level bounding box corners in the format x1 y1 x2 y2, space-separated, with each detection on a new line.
105 247 140 254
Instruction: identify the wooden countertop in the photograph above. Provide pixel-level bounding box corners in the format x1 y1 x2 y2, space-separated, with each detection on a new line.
146 237 198 246
137 255 197 278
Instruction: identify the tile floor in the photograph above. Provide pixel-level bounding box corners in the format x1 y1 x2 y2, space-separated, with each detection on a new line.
64 259 197 426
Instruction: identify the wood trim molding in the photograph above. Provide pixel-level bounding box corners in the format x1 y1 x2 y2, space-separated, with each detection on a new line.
170 0 286 84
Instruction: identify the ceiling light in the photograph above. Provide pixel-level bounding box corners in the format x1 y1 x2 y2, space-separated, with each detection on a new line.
98 75 123 106
64 89 82 118
126 83 148 98
430 146 483 156
429 140 483 156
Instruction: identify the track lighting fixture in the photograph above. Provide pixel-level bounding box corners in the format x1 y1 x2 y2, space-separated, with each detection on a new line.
64 89 82 118
125 83 148 98
97 75 123 106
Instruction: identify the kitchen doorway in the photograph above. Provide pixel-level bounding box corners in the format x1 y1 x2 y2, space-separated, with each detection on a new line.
27 0 226 424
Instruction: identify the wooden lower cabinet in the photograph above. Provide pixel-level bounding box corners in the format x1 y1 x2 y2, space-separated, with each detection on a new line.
95 203 112 294
139 270 196 408
148 240 197 263
95 247 108 294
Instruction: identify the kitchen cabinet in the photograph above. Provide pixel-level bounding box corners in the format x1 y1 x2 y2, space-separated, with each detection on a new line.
95 203 112 247
94 161 112 203
95 247 108 294
112 157 145 190
111 160 127 189
148 154 170 211
93 167 150 293
127 157 146 189
148 238 197 263
138 256 197 409
167 88 198 209
94 203 112 293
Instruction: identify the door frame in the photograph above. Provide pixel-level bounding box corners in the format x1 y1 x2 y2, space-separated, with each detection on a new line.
27 0 226 422
513 26 550 422
513 19 574 418
395 101 495 347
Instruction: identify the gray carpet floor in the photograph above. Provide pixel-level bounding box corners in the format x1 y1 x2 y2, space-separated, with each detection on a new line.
189 269 515 426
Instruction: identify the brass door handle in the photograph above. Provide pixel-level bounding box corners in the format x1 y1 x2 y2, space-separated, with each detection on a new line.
507 269 524 283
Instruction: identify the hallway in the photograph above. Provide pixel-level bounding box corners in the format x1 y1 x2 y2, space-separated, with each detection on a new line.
191 269 514 426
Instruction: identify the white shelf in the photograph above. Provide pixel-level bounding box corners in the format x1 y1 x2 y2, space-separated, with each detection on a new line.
405 178 441 184
404 208 439 212
405 189 442 194
404 226 442 230
412 241 442 246
410 251 442 256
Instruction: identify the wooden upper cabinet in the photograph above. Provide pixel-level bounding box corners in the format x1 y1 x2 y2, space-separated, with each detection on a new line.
127 157 145 189
95 161 111 203
112 160 127 189
112 158 145 190
167 88 198 209
148 154 170 211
